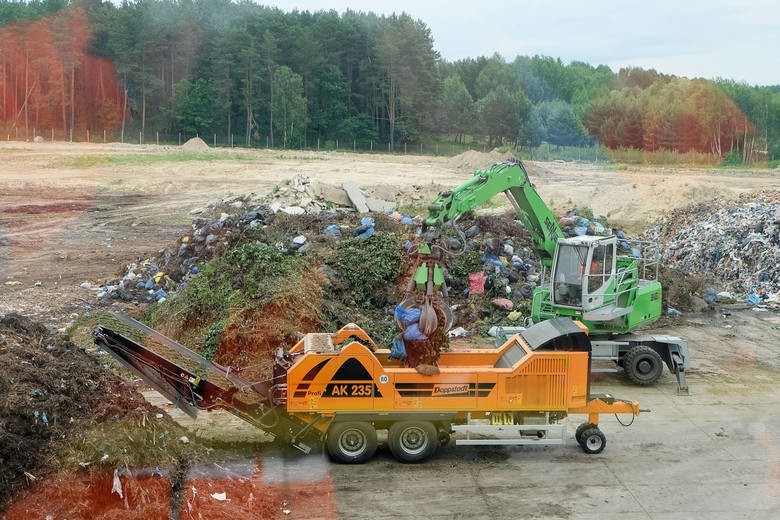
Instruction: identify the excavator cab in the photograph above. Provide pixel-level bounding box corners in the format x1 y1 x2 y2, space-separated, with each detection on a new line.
551 236 617 312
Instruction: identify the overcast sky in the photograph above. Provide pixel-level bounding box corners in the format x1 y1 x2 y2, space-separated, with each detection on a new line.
260 0 778 86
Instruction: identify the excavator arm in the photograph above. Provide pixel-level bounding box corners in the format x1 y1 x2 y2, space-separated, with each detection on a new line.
425 160 563 267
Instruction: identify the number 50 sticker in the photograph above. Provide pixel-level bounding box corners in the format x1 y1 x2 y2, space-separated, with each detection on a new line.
379 374 389 384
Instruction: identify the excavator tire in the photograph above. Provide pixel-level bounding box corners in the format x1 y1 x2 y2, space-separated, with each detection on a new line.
326 421 378 464
388 421 438 463
624 345 664 385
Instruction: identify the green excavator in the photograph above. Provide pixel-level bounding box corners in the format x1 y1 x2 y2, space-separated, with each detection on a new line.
417 159 689 394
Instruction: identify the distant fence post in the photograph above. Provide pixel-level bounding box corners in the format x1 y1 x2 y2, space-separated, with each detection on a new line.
156 131 159 145
139 132 142 145
214 134 216 147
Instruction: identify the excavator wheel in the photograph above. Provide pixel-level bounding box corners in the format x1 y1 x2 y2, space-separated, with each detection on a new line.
388 421 438 463
579 427 606 454
623 345 664 385
326 421 378 464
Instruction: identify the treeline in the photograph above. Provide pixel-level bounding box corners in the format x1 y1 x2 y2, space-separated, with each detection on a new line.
1 0 778 161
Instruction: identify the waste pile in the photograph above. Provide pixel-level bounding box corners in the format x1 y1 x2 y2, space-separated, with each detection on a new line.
0 313 197 508
90 173 401 306
644 190 780 306
86 182 543 380
83 166 780 384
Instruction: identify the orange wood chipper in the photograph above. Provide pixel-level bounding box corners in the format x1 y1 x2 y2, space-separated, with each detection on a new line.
94 314 643 463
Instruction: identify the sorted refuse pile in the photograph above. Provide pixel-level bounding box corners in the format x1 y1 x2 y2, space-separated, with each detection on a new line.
644 190 780 306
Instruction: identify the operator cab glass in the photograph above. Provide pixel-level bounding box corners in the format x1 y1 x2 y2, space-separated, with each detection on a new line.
582 241 615 311
552 238 617 311
552 243 588 307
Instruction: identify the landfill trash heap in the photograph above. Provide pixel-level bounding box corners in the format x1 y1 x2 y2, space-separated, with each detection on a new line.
643 190 780 306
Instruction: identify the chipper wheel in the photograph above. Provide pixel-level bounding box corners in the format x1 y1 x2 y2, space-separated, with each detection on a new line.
579 427 606 454
326 422 378 464
623 345 664 385
575 422 597 446
388 421 438 463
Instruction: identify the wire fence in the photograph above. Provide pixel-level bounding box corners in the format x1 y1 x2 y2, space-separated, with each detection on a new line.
4 125 619 163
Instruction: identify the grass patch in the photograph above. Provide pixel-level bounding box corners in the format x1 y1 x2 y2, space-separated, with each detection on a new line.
57 152 252 168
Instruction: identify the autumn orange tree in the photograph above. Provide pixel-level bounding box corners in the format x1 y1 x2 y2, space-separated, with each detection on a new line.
585 75 754 158
0 5 122 140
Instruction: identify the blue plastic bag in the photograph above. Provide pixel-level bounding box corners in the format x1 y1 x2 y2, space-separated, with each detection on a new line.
390 334 407 360
395 305 421 325
403 323 429 341
323 224 342 237
357 227 375 239
482 253 503 268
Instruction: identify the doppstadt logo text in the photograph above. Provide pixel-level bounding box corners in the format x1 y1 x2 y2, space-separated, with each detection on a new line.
432 384 469 395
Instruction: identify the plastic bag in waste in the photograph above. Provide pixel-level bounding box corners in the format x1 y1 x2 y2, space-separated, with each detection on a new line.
469 272 485 294
390 333 407 360
395 305 422 325
403 323 429 341
357 227 375 239
323 224 342 237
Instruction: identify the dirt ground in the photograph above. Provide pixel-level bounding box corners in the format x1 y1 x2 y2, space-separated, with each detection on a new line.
1 141 779 518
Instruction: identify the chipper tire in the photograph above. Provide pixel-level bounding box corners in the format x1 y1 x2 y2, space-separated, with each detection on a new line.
388 421 438 463
326 422 377 464
624 345 664 385
579 427 606 454
575 422 596 446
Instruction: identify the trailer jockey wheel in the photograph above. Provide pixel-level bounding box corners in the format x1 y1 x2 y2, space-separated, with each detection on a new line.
624 345 664 385
579 427 606 454
389 421 438 463
326 422 377 464
575 422 597 446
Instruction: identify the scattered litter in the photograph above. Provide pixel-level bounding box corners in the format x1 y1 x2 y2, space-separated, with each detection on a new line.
111 469 123 499
210 492 227 501
448 327 468 338
491 298 514 311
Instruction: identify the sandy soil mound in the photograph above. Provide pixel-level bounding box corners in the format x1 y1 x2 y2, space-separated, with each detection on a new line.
446 149 512 172
181 136 209 151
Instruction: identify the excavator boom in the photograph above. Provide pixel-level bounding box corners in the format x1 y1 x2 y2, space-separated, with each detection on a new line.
425 160 563 267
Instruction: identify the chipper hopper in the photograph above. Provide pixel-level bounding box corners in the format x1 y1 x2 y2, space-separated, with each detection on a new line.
94 313 644 463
